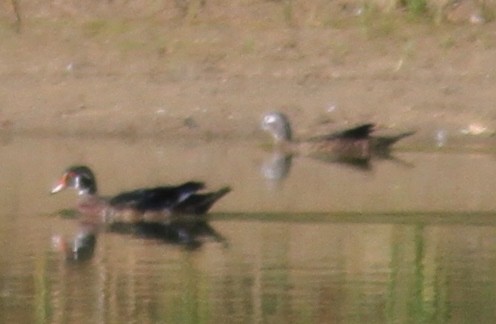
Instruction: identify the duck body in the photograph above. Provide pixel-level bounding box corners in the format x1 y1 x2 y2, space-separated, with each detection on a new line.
300 123 373 161
262 112 373 162
261 112 414 161
51 166 230 225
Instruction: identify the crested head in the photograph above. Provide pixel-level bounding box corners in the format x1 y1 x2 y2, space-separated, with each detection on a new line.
261 112 293 143
51 165 98 196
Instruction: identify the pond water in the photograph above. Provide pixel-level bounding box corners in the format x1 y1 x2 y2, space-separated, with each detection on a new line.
2 135 496 323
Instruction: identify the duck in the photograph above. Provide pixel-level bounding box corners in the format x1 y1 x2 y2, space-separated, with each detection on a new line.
50 165 231 225
261 111 414 161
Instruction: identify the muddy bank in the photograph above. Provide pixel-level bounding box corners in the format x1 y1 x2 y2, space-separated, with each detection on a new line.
0 2 495 143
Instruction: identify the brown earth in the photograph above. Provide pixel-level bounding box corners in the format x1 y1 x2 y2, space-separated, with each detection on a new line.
0 1 495 144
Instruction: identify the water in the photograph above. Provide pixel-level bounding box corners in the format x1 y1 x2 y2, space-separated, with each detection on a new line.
1 135 496 323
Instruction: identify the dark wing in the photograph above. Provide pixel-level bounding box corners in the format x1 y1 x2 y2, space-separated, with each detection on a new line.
309 123 375 141
109 182 205 211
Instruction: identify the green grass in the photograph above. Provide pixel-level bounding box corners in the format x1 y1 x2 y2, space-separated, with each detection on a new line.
360 9 400 39
82 19 133 38
243 38 256 54
403 0 428 16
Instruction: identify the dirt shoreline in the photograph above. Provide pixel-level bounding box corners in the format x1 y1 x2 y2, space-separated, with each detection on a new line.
0 8 495 143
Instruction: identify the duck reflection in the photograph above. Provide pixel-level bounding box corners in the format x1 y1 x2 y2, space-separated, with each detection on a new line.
52 216 226 262
260 151 293 185
52 222 98 263
260 150 373 188
260 112 415 184
108 218 226 249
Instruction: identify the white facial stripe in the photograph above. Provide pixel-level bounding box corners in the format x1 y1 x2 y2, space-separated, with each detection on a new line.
73 176 87 195
74 176 81 189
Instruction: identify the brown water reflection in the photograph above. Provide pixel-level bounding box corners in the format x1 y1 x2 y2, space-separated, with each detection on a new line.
1 136 496 323
1 135 496 214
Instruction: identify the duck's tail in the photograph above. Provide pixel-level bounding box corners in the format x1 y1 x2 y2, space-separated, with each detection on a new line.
175 186 232 215
372 131 416 150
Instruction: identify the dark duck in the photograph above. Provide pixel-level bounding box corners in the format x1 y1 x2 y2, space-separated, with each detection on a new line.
261 111 414 161
50 165 231 225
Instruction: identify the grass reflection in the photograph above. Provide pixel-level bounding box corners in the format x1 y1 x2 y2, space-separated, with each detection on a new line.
8 211 496 323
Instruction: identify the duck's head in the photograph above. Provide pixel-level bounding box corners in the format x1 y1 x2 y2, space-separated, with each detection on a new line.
261 112 293 143
51 165 97 196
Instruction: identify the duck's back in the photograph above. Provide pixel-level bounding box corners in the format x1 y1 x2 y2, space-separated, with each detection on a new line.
298 123 374 160
109 181 205 212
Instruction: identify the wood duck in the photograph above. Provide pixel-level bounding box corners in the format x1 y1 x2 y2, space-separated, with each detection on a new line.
261 112 414 161
50 165 231 225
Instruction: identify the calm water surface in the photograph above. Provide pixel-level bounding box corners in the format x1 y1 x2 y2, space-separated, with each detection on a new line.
1 135 496 323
